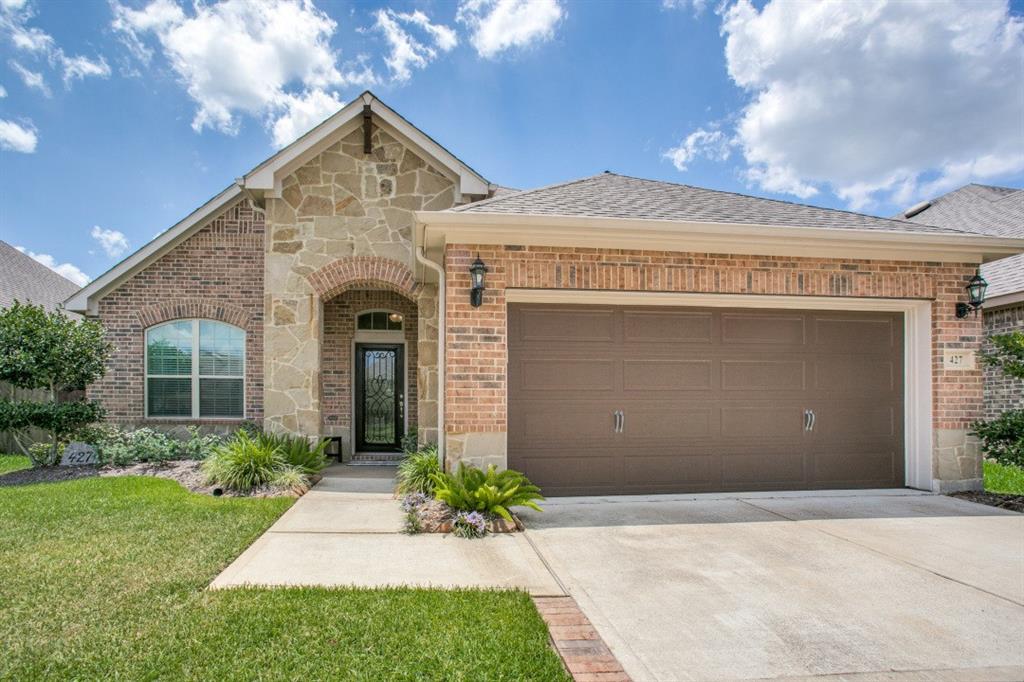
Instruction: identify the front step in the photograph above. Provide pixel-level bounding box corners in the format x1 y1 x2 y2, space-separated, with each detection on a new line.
349 452 404 465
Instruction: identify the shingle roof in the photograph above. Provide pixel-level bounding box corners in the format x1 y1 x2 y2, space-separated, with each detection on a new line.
0 240 82 313
454 172 969 235
899 184 1024 297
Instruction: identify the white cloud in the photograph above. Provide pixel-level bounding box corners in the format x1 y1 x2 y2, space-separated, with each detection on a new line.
15 247 90 286
457 0 564 59
9 59 49 96
0 117 36 152
1 1 110 89
90 226 130 259
0 83 6 97
684 0 1024 210
60 54 111 86
271 88 345 148
662 0 707 16
374 9 457 82
664 127 732 171
111 0 352 137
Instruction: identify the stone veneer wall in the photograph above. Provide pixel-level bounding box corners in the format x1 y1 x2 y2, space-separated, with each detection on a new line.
89 200 264 431
444 244 984 488
322 290 419 451
263 123 452 444
982 303 1024 419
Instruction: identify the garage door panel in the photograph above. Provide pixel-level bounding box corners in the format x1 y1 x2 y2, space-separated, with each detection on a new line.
813 317 897 352
513 358 616 393
623 454 716 487
512 306 615 344
623 359 712 391
722 313 805 345
623 310 713 343
507 304 904 496
815 358 895 393
721 360 806 391
721 452 806 486
719 405 807 439
812 450 899 486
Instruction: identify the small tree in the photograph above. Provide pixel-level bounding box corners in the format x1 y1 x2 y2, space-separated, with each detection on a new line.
972 331 1024 468
0 301 111 466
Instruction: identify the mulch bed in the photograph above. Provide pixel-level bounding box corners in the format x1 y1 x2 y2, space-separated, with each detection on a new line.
948 490 1024 513
0 465 100 487
1 460 319 498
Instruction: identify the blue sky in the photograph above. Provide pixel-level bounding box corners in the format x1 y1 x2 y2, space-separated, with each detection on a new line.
1 0 1022 286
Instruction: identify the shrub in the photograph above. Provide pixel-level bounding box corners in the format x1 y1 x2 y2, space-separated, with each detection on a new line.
95 427 181 467
202 431 287 492
396 445 440 495
971 409 1024 468
400 426 420 455
254 432 328 474
431 463 544 522
178 426 225 461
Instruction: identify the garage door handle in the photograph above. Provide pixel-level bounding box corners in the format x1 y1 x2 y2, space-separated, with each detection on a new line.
809 410 816 432
613 410 623 433
620 410 625 433
803 409 811 432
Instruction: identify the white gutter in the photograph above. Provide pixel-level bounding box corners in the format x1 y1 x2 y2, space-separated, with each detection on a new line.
415 246 446 470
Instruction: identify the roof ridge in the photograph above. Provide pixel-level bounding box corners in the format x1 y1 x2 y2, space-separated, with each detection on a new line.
451 172 609 212
601 172 974 234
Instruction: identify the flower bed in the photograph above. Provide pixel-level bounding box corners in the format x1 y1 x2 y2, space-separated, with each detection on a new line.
401 494 524 536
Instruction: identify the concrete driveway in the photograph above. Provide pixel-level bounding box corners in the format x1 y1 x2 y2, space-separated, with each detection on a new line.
520 490 1024 682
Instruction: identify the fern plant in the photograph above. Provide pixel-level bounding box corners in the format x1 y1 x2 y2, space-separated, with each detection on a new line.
431 463 544 522
397 445 440 495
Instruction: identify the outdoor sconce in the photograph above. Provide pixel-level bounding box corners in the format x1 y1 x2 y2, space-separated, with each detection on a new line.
469 255 488 308
955 271 988 318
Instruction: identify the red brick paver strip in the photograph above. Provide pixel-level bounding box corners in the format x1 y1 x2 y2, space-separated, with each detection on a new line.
533 596 631 682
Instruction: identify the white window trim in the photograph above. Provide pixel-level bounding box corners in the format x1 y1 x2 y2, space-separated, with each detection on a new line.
504 289 934 492
144 319 246 420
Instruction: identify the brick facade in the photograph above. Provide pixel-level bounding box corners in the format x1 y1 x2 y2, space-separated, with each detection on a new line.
322 290 419 439
982 303 1024 418
444 244 984 484
89 200 264 429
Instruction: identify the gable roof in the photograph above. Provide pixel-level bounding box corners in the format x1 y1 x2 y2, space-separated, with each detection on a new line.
899 184 1024 300
0 240 81 313
66 91 490 315
453 172 968 235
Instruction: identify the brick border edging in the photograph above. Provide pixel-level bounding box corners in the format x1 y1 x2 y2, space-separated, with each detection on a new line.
533 596 632 682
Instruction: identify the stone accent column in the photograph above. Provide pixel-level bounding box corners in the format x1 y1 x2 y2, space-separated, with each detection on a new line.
264 293 322 435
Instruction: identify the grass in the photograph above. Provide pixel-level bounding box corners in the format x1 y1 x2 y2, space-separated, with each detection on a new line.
984 459 1024 495
0 453 31 474
0 476 569 681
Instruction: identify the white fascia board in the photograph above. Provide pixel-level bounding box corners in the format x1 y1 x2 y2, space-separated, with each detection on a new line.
415 211 1024 263
243 94 488 198
64 185 244 315
984 290 1024 310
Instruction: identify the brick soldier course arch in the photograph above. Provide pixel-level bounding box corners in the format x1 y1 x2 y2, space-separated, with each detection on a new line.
135 299 253 330
308 257 422 301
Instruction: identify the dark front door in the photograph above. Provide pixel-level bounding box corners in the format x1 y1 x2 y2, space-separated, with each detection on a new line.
355 344 404 452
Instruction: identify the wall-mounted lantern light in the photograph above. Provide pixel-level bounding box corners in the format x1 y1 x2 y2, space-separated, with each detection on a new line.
469 255 488 308
955 271 988 319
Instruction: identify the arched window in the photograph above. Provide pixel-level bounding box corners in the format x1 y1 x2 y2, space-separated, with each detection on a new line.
145 320 245 418
356 310 404 331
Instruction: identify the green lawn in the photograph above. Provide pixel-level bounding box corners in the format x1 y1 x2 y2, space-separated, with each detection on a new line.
984 459 1024 495
0 476 569 681
0 453 31 474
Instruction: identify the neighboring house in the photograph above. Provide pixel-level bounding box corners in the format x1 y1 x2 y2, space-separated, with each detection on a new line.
898 184 1024 419
0 240 83 452
65 92 1024 494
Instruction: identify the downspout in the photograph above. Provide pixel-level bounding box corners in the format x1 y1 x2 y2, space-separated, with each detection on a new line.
415 245 446 470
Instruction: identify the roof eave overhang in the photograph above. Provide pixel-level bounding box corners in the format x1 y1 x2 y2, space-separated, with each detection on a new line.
243 94 489 200
415 210 1024 265
984 290 1024 310
65 185 244 315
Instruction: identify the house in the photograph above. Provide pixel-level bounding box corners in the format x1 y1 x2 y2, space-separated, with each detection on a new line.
65 92 1024 495
898 184 1024 420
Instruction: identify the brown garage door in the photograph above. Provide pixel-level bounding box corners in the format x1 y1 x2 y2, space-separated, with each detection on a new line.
508 304 904 496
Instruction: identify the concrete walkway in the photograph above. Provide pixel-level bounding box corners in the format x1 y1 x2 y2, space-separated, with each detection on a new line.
209 464 564 595
520 490 1024 682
